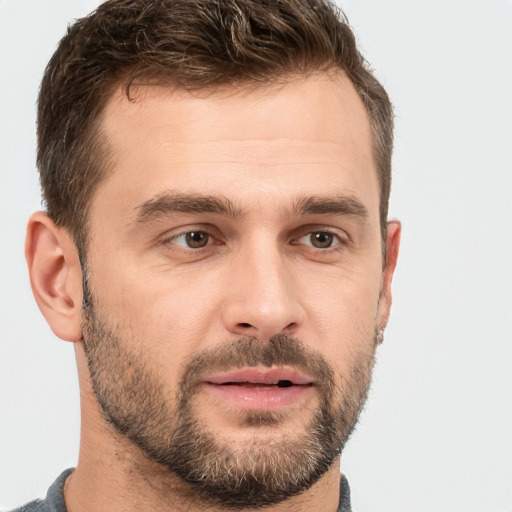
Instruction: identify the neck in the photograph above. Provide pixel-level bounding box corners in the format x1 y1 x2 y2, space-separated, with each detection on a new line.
65 451 341 512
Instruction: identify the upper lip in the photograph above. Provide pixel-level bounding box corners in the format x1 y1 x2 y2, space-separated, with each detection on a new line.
204 367 314 386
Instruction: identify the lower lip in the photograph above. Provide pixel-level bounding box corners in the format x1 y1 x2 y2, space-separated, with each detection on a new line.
202 383 313 412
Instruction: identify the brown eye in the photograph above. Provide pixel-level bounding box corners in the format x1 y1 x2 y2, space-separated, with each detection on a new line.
296 230 344 250
185 231 209 248
310 232 334 248
169 231 211 248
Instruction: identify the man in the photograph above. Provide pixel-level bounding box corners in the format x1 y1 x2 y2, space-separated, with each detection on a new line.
14 0 400 510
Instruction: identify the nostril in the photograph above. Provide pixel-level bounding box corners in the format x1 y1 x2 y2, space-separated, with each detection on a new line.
239 323 252 328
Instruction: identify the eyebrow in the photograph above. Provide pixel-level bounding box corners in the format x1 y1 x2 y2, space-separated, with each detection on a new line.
294 194 369 219
134 191 369 224
135 193 244 223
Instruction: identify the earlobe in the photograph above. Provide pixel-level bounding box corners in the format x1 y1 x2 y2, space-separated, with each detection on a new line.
377 220 401 330
25 212 83 342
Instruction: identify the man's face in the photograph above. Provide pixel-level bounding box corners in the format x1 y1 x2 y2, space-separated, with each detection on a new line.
81 73 394 506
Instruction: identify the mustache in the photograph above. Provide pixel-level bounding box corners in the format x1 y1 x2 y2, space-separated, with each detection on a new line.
178 334 336 396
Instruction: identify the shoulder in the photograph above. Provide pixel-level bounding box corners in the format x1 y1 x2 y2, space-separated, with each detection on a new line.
338 474 353 512
7 499 47 512
6 469 74 512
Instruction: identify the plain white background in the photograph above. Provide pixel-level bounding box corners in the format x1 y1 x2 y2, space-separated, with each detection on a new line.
1 1 511 511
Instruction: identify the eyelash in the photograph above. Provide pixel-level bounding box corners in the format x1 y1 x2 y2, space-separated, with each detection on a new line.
160 227 349 253
160 228 218 252
294 229 347 251
164 231 216 249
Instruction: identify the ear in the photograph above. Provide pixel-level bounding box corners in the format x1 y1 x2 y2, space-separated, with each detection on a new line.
377 220 401 330
25 212 83 342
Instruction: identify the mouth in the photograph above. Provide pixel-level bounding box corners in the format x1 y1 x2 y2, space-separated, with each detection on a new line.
220 380 295 388
201 367 315 412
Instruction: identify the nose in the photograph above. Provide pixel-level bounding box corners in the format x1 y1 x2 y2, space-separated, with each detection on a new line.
221 241 305 340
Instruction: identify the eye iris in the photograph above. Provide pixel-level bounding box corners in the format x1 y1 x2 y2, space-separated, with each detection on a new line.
311 232 333 248
185 231 209 248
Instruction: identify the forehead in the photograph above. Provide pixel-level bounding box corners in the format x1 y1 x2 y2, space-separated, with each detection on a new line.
101 72 372 149
93 72 377 221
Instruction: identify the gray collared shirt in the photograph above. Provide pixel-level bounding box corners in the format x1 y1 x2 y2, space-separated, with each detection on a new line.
10 469 352 511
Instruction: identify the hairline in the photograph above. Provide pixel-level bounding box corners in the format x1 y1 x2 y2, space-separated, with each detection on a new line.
73 68 389 257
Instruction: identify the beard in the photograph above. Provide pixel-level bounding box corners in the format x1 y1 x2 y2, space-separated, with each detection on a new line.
82 298 375 509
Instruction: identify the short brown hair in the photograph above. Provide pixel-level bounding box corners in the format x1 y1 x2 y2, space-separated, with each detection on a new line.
37 0 393 252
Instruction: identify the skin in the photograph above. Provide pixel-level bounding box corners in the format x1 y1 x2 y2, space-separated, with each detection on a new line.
26 71 400 511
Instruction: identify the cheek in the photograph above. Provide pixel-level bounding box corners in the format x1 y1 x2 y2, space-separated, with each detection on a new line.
298 266 381 372
88 259 226 361
301 260 381 325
